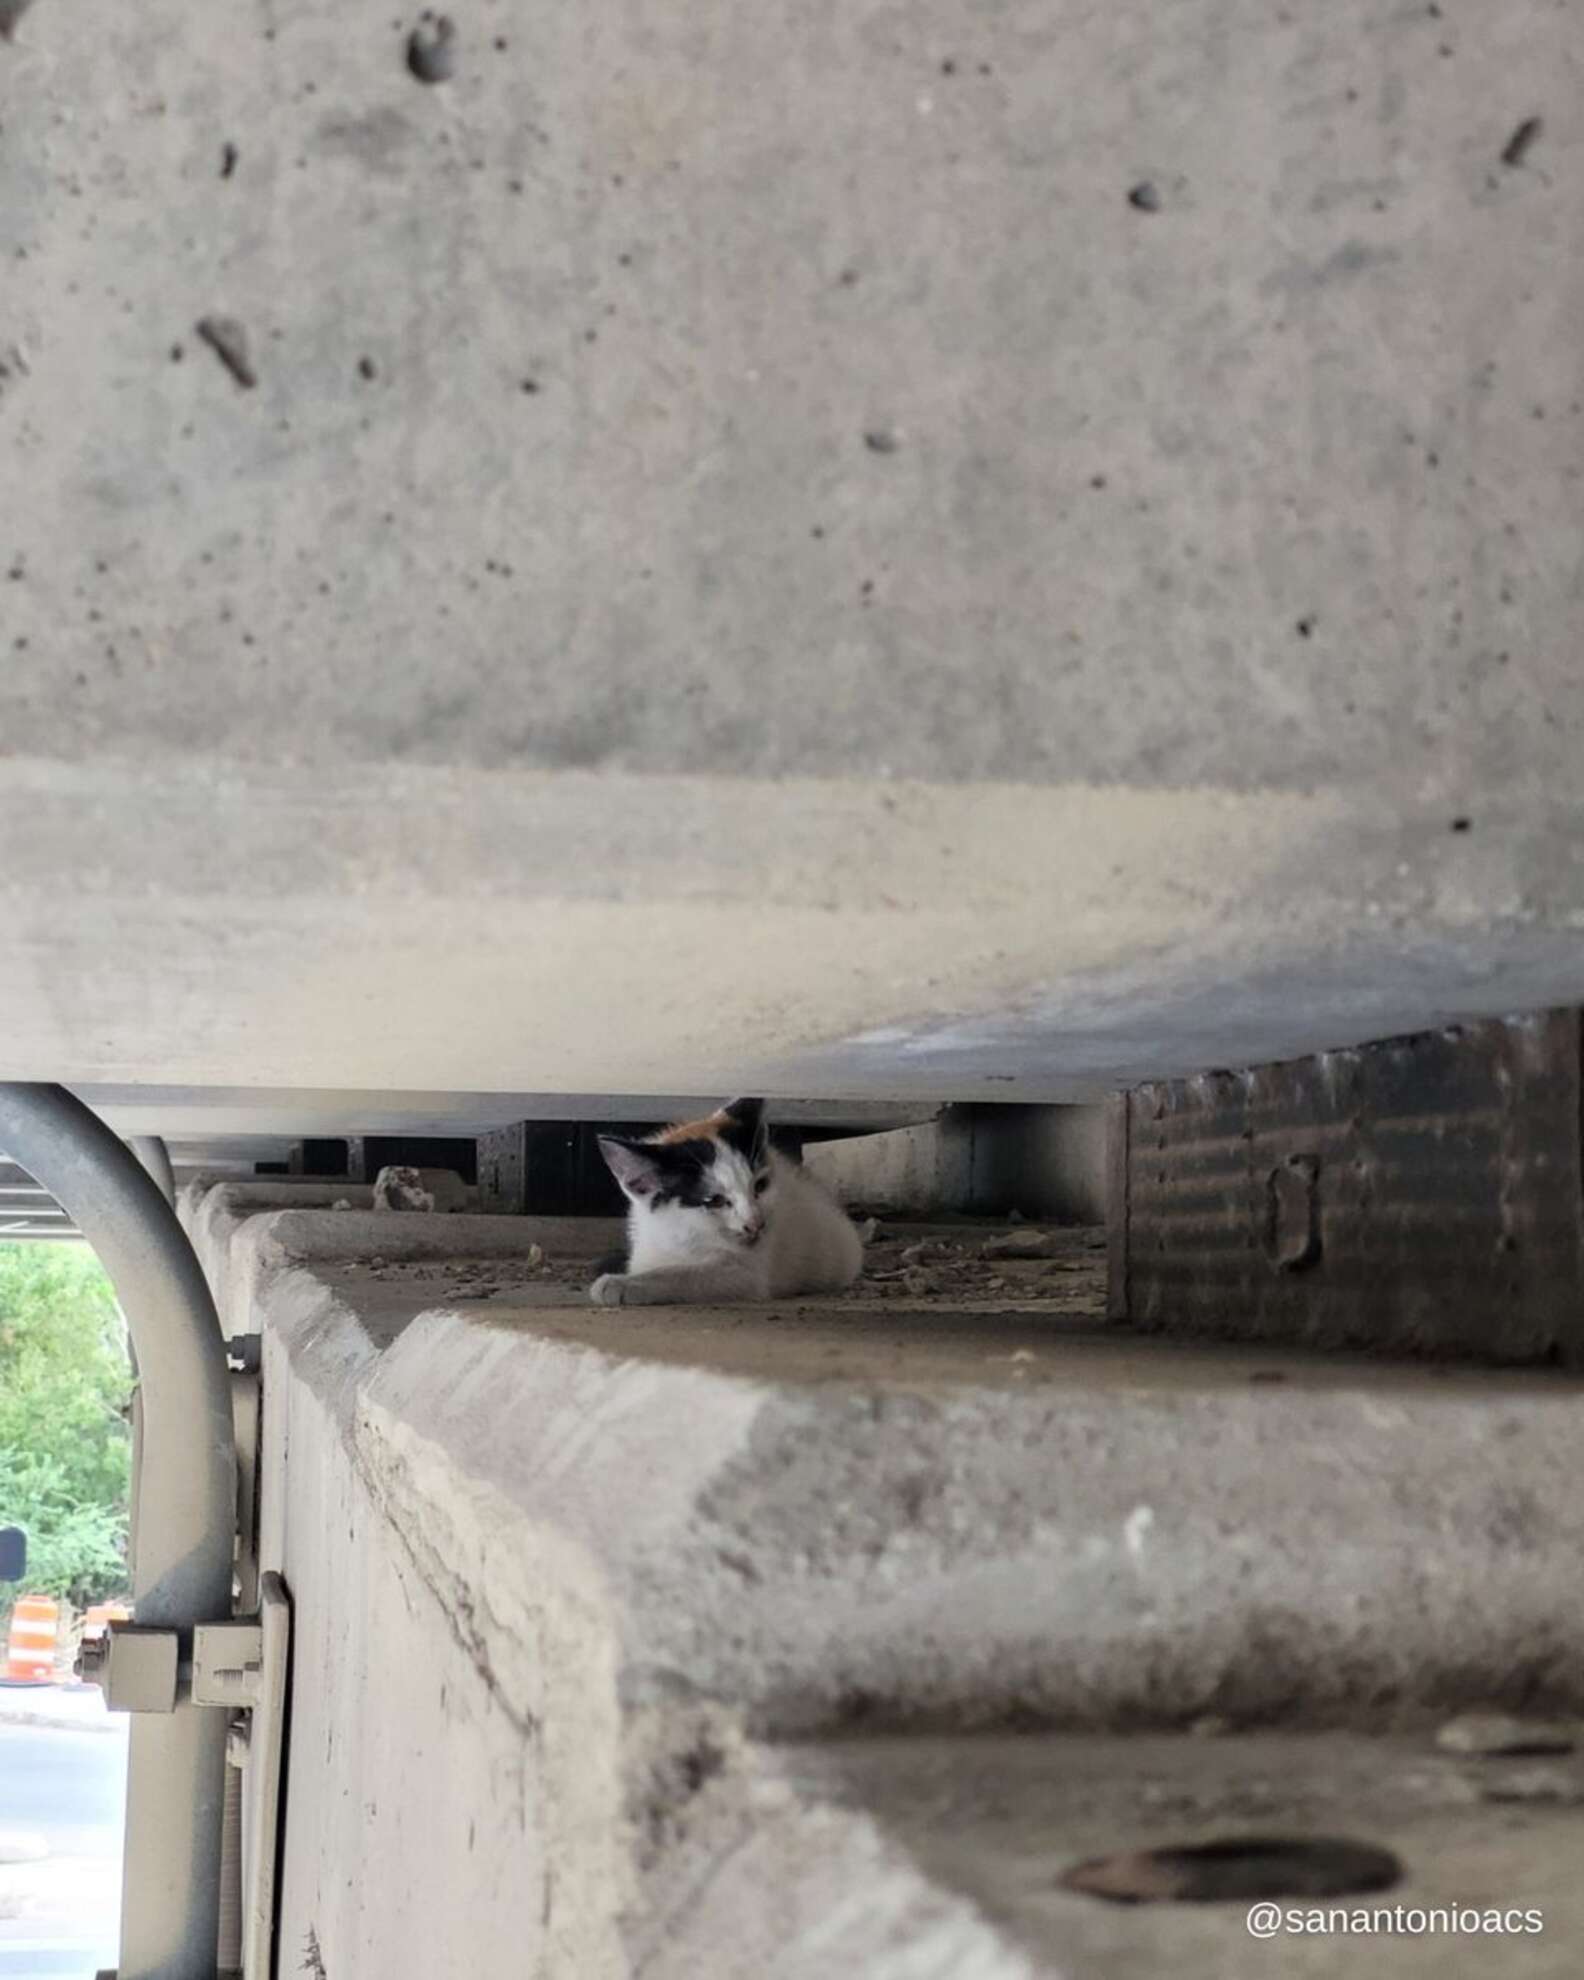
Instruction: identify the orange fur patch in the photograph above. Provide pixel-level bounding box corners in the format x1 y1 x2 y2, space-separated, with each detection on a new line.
650 1111 729 1146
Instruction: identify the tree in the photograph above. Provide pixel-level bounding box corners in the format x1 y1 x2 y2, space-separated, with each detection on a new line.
0 1242 132 1618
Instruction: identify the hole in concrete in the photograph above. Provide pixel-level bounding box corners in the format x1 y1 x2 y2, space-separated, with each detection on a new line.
407 15 456 82
195 315 257 390
1264 1155 1320 1272
1060 1835 1402 1904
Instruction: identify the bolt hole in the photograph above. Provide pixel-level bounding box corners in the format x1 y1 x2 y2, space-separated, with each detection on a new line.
1061 1835 1402 1904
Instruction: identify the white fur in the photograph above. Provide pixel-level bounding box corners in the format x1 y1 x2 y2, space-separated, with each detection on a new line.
592 1147 862 1307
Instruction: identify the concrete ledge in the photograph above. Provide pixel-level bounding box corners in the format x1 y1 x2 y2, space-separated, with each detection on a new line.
219 1200 1584 1973
235 1205 1584 1735
181 1178 622 1336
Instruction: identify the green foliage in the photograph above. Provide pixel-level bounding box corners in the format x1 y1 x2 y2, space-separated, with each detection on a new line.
0 1243 132 1614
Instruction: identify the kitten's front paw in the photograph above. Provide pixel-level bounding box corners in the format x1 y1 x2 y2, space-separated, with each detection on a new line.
589 1273 627 1307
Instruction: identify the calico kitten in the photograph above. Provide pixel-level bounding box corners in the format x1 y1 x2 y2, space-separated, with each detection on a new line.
590 1097 863 1306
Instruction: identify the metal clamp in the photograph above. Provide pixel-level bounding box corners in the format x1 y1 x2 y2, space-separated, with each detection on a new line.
192 1621 265 1709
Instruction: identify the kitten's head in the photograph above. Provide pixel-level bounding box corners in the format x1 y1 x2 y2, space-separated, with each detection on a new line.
598 1097 773 1247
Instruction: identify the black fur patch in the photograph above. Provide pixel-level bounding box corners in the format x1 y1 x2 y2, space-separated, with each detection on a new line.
647 1137 720 1208
718 1097 767 1162
600 1133 721 1209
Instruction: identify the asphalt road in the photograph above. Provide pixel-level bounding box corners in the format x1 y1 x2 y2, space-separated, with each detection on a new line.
0 1721 126 1980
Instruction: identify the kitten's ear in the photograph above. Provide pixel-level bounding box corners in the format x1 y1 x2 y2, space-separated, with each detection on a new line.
598 1136 665 1199
721 1097 768 1159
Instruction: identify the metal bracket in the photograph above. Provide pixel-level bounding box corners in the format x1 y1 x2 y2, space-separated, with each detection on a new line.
192 1620 264 1709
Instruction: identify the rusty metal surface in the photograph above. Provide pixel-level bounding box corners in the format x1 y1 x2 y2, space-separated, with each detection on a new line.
1109 1009 1584 1363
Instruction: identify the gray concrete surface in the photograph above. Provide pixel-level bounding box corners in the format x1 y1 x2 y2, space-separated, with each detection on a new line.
728 1730 1584 1980
2 0 1577 794
1 1 1582 1113
806 1105 1108 1222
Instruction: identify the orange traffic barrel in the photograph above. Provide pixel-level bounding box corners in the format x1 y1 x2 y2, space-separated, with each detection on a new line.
5 1594 60 1684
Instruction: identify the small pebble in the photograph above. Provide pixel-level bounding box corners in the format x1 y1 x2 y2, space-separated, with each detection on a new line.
982 1229 1062 1260
1435 1712 1576 1757
901 1240 956 1266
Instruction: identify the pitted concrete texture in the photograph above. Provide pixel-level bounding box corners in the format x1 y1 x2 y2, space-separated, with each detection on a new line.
2 0 1578 795
3 0 1584 1109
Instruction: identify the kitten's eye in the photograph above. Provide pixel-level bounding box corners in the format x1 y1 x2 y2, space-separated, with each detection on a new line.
753 1176 770 1195
704 1194 728 1210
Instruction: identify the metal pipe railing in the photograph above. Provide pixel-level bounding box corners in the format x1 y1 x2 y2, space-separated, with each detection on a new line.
0 1086 236 1979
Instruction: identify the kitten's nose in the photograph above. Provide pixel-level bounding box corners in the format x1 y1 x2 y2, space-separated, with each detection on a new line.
743 1220 764 1245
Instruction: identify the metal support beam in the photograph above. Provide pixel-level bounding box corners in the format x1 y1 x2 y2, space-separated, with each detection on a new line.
0 1086 236 1979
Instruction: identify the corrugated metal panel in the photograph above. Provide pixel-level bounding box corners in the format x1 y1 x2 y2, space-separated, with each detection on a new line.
1109 1009 1584 1363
